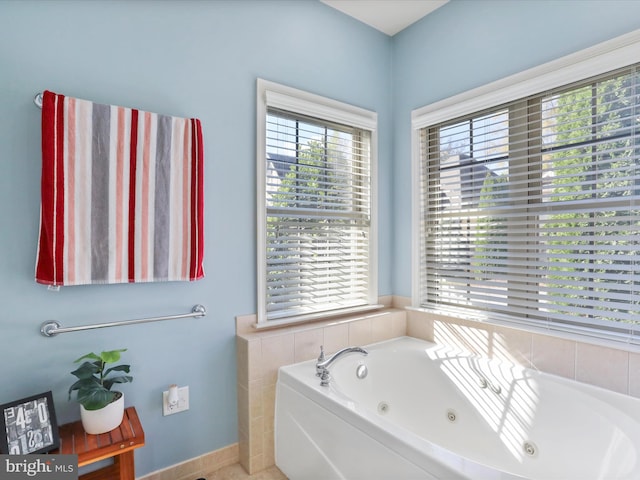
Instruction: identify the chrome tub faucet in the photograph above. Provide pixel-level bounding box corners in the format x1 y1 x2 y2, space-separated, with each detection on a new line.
316 345 368 387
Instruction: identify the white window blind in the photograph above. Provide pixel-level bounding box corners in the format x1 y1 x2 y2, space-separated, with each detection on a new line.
257 80 377 325
418 64 640 341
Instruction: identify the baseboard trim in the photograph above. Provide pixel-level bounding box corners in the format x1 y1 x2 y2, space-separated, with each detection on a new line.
137 443 239 480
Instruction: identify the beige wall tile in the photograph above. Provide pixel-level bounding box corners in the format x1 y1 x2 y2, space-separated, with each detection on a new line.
390 311 407 338
237 383 249 436
378 295 393 307
531 333 576 379
248 339 263 382
238 430 250 473
250 416 265 456
249 378 263 420
406 310 433 341
261 334 295 385
576 343 629 394
392 295 411 309
323 323 349 354
348 318 372 345
249 454 264 474
371 313 394 343
263 383 276 431
263 429 275 469
629 353 640 399
492 326 532 367
294 329 323 362
236 314 256 335
236 337 248 387
433 318 491 357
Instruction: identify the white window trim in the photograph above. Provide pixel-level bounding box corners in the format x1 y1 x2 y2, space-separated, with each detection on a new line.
411 29 640 308
256 78 379 327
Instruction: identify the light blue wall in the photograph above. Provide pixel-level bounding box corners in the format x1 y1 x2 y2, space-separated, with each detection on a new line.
3 0 640 476
0 0 392 475
392 0 640 297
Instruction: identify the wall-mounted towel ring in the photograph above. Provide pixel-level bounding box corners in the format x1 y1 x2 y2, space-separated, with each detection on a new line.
34 92 43 108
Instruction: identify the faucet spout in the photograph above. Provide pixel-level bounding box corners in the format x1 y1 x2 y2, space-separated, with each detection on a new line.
316 346 368 387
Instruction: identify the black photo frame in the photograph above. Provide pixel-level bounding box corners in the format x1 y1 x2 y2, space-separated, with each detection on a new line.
0 391 60 454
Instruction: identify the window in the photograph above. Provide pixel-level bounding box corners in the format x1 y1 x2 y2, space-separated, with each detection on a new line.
413 32 640 343
257 79 378 326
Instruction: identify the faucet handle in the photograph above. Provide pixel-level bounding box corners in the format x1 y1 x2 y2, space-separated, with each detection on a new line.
320 368 331 387
316 345 325 377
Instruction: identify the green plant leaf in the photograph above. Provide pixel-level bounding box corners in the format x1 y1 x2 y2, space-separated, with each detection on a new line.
103 375 133 391
70 362 100 380
73 352 102 363
68 377 101 399
103 365 130 377
76 387 115 410
99 349 127 364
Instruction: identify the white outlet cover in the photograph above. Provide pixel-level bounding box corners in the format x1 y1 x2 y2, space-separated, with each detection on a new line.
163 386 189 416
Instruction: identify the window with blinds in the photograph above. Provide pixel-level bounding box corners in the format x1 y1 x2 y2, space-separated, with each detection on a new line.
418 64 640 341
257 80 377 325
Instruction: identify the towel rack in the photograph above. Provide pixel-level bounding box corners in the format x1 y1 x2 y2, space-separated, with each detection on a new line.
34 92 43 108
40 304 206 337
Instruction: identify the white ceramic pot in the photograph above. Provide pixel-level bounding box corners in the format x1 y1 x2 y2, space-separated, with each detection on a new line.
80 392 125 434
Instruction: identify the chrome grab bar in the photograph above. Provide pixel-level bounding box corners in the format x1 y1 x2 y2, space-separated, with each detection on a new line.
40 304 206 337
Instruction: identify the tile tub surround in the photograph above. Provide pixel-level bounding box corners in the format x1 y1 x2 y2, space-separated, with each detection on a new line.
236 306 407 474
407 308 640 397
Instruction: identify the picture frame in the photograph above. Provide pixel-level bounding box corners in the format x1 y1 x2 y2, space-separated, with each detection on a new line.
0 391 60 455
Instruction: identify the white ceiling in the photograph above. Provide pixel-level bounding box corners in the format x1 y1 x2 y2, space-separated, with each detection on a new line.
320 0 449 36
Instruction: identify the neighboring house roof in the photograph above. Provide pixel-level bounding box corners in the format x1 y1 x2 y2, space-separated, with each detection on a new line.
439 153 500 210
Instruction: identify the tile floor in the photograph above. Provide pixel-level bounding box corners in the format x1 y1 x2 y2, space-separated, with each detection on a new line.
202 464 287 480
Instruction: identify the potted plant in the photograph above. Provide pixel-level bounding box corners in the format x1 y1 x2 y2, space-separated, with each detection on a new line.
68 348 133 434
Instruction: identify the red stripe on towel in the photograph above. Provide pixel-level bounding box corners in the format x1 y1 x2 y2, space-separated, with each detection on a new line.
191 118 204 280
35 91 59 284
54 95 66 284
128 109 139 282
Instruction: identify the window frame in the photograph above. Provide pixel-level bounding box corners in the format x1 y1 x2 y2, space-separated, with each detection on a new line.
257 79 379 328
411 29 640 343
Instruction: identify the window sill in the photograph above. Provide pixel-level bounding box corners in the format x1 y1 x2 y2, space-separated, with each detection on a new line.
236 305 405 340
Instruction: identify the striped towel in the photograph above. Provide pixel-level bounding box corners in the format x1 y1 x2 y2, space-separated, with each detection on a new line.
35 90 204 286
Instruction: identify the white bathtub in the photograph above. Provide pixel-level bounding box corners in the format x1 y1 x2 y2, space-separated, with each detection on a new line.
275 336 640 479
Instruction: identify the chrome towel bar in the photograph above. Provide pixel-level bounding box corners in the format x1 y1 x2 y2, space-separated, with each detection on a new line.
40 304 206 337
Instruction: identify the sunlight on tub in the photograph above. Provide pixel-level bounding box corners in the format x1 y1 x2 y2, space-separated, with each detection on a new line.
600 430 632 479
431 321 539 463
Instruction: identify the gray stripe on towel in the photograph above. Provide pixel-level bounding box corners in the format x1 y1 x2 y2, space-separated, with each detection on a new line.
91 102 111 281
154 114 172 278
